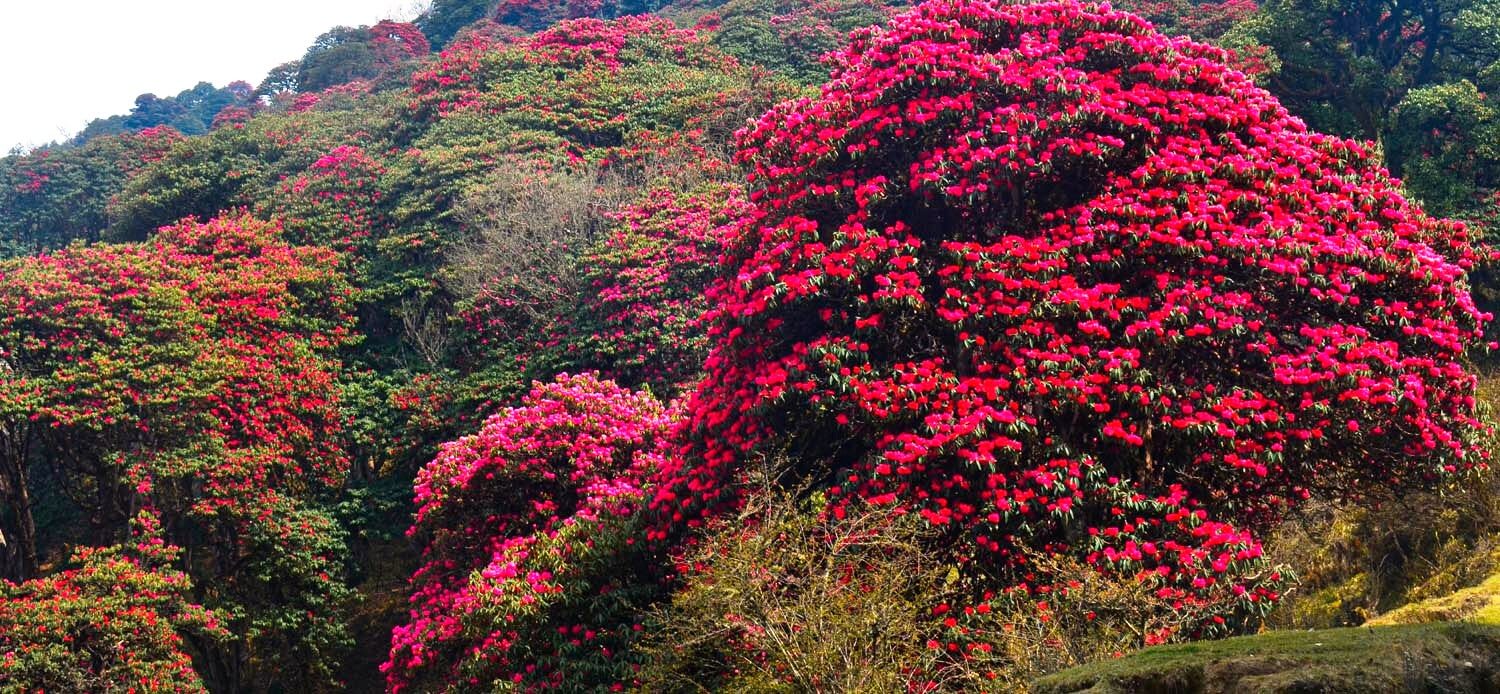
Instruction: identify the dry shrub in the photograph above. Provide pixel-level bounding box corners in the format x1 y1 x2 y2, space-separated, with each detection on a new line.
397 295 452 367
446 161 639 319
955 553 1214 691
637 487 950 693
443 149 732 323
1265 469 1500 628
638 480 1212 692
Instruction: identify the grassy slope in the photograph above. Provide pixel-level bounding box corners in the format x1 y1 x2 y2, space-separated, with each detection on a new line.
1032 623 1500 693
1366 571 1500 629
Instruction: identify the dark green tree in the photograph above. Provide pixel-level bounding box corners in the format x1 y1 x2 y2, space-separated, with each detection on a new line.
258 60 303 97
1248 0 1500 146
1245 0 1500 232
298 27 381 92
417 0 497 50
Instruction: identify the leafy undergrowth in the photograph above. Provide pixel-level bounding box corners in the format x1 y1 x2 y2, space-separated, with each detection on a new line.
1032 623 1500 694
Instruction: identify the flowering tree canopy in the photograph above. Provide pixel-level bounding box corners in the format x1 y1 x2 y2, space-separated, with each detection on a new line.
0 213 356 690
653 0 1491 635
568 183 752 394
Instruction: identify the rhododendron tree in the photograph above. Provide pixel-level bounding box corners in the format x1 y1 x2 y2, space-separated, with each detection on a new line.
0 512 228 693
418 0 503 50
108 107 388 240
494 0 670 31
385 373 675 691
0 213 357 690
264 143 390 252
400 16 776 145
1113 0 1254 40
372 20 433 68
653 0 1491 646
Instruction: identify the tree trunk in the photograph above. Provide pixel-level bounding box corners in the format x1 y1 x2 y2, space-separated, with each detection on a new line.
0 421 39 581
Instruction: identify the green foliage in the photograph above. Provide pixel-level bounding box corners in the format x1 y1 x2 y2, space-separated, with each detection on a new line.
108 103 395 240
701 0 898 84
74 81 255 143
418 0 500 49
1248 0 1500 141
0 128 182 256
1032 622 1500 694
5 0 1500 690
299 27 383 92
1244 0 1500 222
1388 80 1500 218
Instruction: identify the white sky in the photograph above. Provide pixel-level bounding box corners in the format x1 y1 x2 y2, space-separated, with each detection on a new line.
0 1 429 152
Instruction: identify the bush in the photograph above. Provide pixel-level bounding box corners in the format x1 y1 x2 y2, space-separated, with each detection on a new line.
652 0 1490 650
384 373 676 691
0 513 227 694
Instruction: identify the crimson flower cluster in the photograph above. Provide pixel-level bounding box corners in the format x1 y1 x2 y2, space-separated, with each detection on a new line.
652 0 1490 637
0 212 356 686
372 20 432 67
266 143 390 252
406 15 737 122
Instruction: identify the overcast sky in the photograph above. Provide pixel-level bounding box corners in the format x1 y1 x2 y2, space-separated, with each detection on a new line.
1 1 427 152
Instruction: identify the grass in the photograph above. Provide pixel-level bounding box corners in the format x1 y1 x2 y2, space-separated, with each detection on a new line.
1031 622 1500 693
1366 571 1500 628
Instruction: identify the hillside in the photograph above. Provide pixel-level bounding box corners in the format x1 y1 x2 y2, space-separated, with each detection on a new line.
1 0 1499 692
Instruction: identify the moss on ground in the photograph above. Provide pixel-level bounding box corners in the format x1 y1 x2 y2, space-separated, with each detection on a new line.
1031 623 1500 693
1367 571 1500 628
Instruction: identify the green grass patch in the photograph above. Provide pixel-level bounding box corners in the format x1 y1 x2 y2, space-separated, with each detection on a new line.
1032 622 1500 693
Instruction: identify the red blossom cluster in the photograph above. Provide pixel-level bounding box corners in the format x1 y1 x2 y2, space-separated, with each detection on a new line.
385 373 675 691
211 105 255 130
406 15 735 121
372 20 432 67
651 0 1490 638
0 212 355 685
266 143 389 251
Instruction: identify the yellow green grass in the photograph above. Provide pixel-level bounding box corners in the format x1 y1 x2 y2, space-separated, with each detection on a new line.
1032 622 1500 693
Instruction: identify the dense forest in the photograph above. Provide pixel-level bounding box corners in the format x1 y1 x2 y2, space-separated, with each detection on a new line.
2 0 1499 691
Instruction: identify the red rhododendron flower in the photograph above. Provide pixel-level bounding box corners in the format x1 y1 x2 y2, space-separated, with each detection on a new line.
652 0 1490 637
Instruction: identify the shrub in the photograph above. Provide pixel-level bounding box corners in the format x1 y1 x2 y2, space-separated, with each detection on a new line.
638 487 951 692
384 373 676 692
652 0 1490 647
